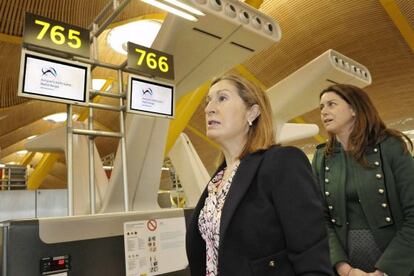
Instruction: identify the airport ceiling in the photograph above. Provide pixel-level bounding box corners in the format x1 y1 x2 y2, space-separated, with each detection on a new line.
1 0 414 188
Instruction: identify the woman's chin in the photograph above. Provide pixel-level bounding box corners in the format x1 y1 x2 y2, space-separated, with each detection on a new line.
206 132 221 143
325 126 337 134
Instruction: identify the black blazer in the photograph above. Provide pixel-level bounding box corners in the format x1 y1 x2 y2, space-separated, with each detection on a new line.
186 146 333 276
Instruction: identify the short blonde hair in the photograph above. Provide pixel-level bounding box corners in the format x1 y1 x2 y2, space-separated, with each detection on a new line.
210 74 275 159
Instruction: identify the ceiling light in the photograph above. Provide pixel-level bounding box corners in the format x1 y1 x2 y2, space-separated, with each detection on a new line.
141 0 198 22
107 20 162 55
163 0 205 16
43 112 79 123
16 150 28 156
27 135 37 140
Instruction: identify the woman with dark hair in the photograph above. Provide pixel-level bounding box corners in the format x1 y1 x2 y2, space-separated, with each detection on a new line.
186 74 333 276
313 84 414 276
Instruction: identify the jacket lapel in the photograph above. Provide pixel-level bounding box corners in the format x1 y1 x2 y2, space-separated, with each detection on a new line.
219 151 265 247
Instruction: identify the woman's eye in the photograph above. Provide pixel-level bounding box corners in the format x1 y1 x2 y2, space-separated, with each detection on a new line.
218 95 227 102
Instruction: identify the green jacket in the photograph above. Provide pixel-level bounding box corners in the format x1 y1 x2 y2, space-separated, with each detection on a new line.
312 136 414 276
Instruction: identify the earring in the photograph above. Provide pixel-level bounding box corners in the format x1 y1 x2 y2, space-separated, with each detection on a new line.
248 120 252 126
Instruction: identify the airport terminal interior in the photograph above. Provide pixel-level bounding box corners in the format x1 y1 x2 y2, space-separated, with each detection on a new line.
0 0 414 275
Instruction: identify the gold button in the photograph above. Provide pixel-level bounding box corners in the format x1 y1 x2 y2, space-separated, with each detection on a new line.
269 260 276 267
325 178 330 183
378 189 384 194
376 174 382 179
325 166 330 171
373 148 378 153
385 217 391 222
374 161 380 166
381 203 387 208
328 205 333 210
325 191 330 196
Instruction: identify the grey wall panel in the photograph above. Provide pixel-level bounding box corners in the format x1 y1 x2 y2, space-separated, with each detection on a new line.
0 190 35 222
36 189 67 218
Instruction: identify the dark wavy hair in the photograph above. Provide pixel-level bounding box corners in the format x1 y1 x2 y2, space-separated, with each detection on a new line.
320 84 412 165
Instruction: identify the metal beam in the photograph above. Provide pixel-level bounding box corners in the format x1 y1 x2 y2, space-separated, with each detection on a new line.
26 80 113 189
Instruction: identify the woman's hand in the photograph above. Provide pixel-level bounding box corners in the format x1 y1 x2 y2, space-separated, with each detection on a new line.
335 262 373 276
348 268 369 275
367 270 385 276
336 262 353 276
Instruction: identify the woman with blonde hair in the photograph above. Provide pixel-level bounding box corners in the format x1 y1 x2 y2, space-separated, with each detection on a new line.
186 74 332 275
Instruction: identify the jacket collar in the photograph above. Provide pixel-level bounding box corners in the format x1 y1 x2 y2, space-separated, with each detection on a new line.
332 139 343 153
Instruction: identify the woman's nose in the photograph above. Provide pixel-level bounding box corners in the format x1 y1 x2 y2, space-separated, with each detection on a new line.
320 106 327 115
205 102 216 114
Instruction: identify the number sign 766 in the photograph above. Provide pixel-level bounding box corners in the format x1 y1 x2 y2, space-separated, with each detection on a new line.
135 48 169 73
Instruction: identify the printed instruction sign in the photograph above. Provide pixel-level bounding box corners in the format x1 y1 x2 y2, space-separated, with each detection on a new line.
124 217 188 276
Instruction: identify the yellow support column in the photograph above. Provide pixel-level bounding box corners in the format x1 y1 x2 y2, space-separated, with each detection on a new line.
20 152 36 166
244 0 263 9
27 153 60 189
186 124 220 150
379 0 414 53
164 81 211 155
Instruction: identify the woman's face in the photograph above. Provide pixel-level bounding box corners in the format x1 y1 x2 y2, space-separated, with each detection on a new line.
205 80 253 146
320 91 356 135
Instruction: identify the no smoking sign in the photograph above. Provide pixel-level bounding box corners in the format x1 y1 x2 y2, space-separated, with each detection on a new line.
147 219 157 231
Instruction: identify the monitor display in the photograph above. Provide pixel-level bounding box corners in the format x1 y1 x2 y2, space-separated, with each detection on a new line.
128 75 174 118
18 49 90 105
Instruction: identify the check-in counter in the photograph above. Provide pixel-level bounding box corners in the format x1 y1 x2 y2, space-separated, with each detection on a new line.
0 209 193 276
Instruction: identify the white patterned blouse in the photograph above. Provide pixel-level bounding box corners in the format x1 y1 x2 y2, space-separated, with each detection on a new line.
198 161 240 276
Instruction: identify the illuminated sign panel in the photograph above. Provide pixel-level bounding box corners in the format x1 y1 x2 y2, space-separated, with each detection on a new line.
18 49 90 105
23 13 90 58
127 75 174 118
127 42 174 80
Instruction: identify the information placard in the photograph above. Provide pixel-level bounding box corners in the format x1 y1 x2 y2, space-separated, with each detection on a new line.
127 42 174 80
23 13 90 58
18 49 90 105
127 74 174 118
124 217 188 276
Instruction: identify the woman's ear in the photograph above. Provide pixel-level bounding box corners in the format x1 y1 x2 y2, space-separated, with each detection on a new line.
351 108 356 117
248 104 261 123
